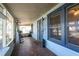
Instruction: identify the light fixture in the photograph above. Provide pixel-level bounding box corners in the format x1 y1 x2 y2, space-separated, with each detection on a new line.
69 9 79 16
74 10 79 16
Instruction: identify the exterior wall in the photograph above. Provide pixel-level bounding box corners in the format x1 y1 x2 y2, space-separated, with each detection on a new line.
32 3 79 56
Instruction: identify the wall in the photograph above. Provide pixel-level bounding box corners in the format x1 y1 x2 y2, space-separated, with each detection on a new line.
32 3 79 56
46 40 79 56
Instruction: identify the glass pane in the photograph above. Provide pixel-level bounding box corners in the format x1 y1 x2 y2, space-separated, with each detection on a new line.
19 26 31 33
6 11 13 45
19 26 31 37
49 14 61 40
0 18 2 48
67 5 79 45
6 20 12 44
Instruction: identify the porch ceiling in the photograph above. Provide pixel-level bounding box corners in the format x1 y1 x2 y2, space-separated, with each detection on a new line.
3 3 57 25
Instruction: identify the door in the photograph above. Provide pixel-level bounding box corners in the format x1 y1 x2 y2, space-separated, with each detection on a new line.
37 20 41 40
37 19 43 41
37 18 44 41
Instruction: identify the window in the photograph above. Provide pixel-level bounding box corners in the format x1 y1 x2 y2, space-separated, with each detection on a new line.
0 18 3 48
48 3 79 52
6 20 12 44
67 4 79 46
0 5 5 48
48 9 62 43
0 5 14 48
19 26 31 33
49 14 61 40
6 11 14 45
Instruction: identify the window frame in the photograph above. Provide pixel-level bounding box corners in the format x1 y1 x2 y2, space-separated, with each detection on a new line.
47 7 65 45
6 19 13 45
0 4 14 48
66 3 79 52
0 18 3 48
48 3 79 52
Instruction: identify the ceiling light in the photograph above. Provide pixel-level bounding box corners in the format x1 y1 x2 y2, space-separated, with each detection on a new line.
74 10 79 16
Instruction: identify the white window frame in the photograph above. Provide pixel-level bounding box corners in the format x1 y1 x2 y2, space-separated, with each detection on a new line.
0 4 14 48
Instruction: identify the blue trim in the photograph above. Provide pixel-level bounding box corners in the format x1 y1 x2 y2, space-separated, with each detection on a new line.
47 3 79 53
66 3 79 52
47 4 65 46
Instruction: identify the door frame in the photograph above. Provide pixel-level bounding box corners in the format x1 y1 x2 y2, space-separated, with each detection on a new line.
37 17 44 41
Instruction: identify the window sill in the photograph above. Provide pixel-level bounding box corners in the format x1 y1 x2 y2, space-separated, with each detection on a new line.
0 47 10 56
6 39 13 46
